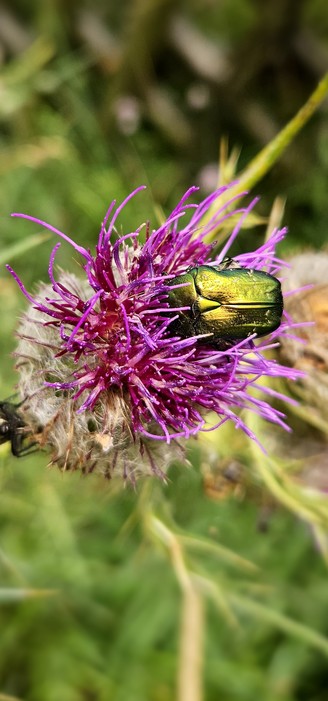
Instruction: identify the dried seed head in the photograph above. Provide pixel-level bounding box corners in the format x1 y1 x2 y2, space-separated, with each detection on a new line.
15 275 180 480
280 251 328 426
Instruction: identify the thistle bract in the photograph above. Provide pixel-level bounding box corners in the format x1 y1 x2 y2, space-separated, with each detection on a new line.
8 185 301 480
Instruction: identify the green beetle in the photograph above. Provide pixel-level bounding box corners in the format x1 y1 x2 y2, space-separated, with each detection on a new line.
166 261 283 343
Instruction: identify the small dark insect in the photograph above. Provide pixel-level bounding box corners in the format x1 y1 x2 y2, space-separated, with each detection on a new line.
0 401 34 457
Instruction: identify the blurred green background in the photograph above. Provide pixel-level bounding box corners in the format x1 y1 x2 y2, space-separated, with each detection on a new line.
1 1 328 700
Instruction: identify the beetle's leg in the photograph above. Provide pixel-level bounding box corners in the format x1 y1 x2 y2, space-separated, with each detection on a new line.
217 257 242 270
11 432 37 458
190 302 199 318
218 257 234 270
17 444 39 457
10 432 24 457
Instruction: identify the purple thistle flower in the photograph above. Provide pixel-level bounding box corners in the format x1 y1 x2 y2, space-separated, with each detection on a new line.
8 185 302 480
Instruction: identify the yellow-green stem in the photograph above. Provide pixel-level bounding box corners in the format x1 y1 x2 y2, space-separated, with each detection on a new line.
147 515 204 701
203 71 328 243
235 71 328 194
178 584 204 701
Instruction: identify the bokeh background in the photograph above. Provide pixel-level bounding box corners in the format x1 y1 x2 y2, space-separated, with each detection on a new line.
0 1 328 700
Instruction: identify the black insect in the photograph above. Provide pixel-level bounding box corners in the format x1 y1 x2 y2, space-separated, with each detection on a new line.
0 401 34 457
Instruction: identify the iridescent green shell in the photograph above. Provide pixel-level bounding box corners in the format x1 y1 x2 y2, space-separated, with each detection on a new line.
167 263 283 343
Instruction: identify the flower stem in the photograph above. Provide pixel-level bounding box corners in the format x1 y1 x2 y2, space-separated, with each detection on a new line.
178 584 204 701
147 515 204 701
235 70 328 194
202 70 328 243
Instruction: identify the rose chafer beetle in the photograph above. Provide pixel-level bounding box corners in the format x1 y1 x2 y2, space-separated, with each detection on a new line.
166 260 283 344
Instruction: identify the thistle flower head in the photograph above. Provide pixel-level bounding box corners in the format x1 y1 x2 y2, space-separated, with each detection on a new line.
8 185 301 480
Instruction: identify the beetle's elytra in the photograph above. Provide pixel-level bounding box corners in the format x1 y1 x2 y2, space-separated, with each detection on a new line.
166 262 283 343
